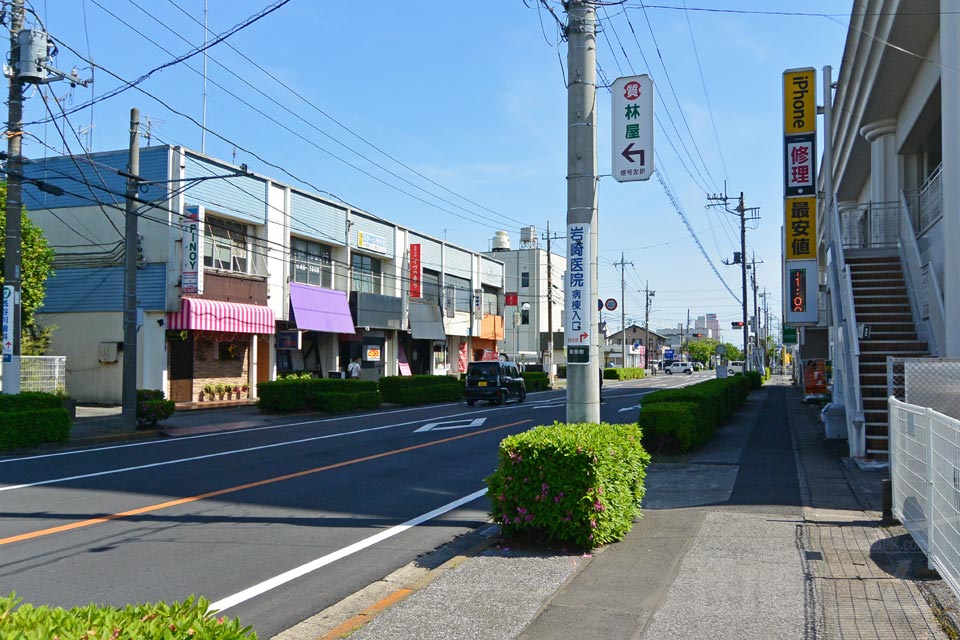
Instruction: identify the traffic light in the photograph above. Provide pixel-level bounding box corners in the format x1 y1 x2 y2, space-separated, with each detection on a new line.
692 332 703 338
731 321 745 328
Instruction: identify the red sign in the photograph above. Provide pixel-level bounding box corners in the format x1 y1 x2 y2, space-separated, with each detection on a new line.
505 292 518 306
458 342 468 373
623 80 642 100
409 244 421 299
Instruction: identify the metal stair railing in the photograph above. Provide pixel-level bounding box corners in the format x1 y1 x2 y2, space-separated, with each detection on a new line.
899 190 945 356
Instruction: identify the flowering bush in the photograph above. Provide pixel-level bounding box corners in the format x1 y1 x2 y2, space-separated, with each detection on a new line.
486 421 650 549
136 389 175 427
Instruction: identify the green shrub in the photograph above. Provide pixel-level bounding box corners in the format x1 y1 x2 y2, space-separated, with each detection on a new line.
639 401 712 452
764 367 772 380
744 370 763 390
603 367 646 380
486 421 650 549
0 408 70 450
557 365 567 379
0 391 63 412
136 388 165 402
278 370 314 380
257 378 380 413
642 377 748 428
0 593 257 639
521 371 550 391
379 375 463 405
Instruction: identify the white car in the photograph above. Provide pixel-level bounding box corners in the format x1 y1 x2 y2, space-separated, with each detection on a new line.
727 361 744 375
665 361 694 375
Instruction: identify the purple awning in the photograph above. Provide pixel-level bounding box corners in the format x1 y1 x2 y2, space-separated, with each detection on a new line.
290 284 356 334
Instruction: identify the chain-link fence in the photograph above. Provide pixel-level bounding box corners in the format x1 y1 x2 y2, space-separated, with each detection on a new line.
887 357 960 420
889 397 960 600
19 356 67 394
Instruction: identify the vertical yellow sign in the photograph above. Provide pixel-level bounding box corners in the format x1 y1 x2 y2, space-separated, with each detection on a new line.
785 197 818 260
783 68 816 135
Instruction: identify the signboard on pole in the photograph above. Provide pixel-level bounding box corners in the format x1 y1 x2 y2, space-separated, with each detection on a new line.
1 285 13 356
409 243 421 299
564 223 591 364
611 75 654 182
181 205 205 296
783 67 819 326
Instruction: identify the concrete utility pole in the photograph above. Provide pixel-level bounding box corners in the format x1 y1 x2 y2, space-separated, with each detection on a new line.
708 190 758 370
642 281 654 369
121 108 141 428
614 252 633 367
565 0 599 423
2 0 25 394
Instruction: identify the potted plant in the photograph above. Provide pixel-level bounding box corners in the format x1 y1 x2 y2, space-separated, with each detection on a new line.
241 383 249 398
233 385 241 399
203 383 214 401
214 383 225 400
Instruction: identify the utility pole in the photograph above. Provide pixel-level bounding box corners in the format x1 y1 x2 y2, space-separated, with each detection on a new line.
544 222 562 387
121 109 141 428
613 252 633 368
708 190 759 370
564 1 599 423
642 281 655 370
2 0 25 394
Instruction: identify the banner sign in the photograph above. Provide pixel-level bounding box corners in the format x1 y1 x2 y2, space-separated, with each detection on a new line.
357 231 388 254
182 205 205 295
2 285 13 355
409 243 421 299
785 197 817 260
783 67 819 325
611 75 654 182
564 223 592 364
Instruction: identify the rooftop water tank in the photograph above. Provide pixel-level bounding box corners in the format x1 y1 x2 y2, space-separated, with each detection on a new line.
491 230 510 252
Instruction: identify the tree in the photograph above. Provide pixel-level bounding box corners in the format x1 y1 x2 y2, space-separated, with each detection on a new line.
0 183 56 354
686 338 720 366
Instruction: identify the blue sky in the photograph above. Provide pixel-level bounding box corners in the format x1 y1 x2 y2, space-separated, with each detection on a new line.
22 1 851 344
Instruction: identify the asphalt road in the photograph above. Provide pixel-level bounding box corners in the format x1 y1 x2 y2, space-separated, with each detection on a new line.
0 372 711 637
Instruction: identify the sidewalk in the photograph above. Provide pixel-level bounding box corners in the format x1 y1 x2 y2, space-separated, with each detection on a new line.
278 377 957 640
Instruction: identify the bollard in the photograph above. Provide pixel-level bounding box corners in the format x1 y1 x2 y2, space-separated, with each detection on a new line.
881 478 898 525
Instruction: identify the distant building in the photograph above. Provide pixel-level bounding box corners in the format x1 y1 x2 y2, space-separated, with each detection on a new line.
604 324 666 368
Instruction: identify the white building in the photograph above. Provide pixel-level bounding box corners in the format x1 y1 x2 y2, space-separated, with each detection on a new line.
482 228 566 371
817 2 959 459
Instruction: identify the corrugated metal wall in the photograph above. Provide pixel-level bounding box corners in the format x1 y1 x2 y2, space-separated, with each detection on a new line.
481 256 504 288
410 233 442 269
38 264 167 313
351 212 395 256
184 154 266 224
23 146 170 211
291 192 347 246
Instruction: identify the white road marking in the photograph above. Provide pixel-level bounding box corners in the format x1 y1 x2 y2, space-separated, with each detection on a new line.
414 417 487 433
618 404 641 413
207 488 488 613
0 411 493 492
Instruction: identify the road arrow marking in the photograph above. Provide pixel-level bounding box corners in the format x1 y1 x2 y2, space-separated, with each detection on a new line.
415 417 487 433
618 404 641 413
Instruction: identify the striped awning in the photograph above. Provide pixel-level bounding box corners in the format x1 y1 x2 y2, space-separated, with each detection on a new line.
168 297 275 334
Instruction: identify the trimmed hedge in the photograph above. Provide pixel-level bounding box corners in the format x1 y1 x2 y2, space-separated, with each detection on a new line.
0 593 256 639
379 375 463 405
0 408 70 450
0 391 64 412
639 376 752 453
486 421 650 549
557 365 567 379
744 370 763 390
639 402 711 452
603 367 646 380
522 371 550 391
256 378 380 413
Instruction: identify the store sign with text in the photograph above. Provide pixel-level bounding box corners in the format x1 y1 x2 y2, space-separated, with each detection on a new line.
181 205 205 295
564 223 592 364
409 244 421 298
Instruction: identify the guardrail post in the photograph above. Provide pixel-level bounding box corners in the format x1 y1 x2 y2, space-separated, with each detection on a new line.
926 406 936 571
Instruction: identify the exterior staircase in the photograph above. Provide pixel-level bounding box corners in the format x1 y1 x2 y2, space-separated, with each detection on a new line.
847 253 928 459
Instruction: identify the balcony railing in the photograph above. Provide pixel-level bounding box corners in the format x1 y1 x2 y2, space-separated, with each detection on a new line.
837 201 901 249
904 163 943 237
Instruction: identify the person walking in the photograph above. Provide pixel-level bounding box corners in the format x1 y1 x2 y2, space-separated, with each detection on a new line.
348 357 361 379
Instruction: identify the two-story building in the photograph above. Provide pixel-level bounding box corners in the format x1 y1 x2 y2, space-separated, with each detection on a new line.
21 145 505 403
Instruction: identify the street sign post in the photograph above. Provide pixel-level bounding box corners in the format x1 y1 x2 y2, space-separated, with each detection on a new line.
611 75 654 183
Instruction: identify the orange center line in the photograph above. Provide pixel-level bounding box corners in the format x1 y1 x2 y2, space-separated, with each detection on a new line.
1 419 531 546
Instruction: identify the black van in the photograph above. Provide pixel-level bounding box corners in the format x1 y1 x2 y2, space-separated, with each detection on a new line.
464 360 526 406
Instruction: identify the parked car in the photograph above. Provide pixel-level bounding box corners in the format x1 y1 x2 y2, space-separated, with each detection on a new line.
727 361 744 375
464 360 526 406
665 361 694 375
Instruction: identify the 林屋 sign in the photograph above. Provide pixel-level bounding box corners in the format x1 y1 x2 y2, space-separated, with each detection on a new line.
611 75 654 183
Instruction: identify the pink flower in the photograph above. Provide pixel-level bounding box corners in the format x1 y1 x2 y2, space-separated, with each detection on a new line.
594 502 605 511
590 520 597 529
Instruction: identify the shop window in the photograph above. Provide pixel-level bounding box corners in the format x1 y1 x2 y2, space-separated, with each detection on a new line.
292 237 333 288
204 216 249 273
216 340 243 360
521 271 530 288
351 253 382 293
